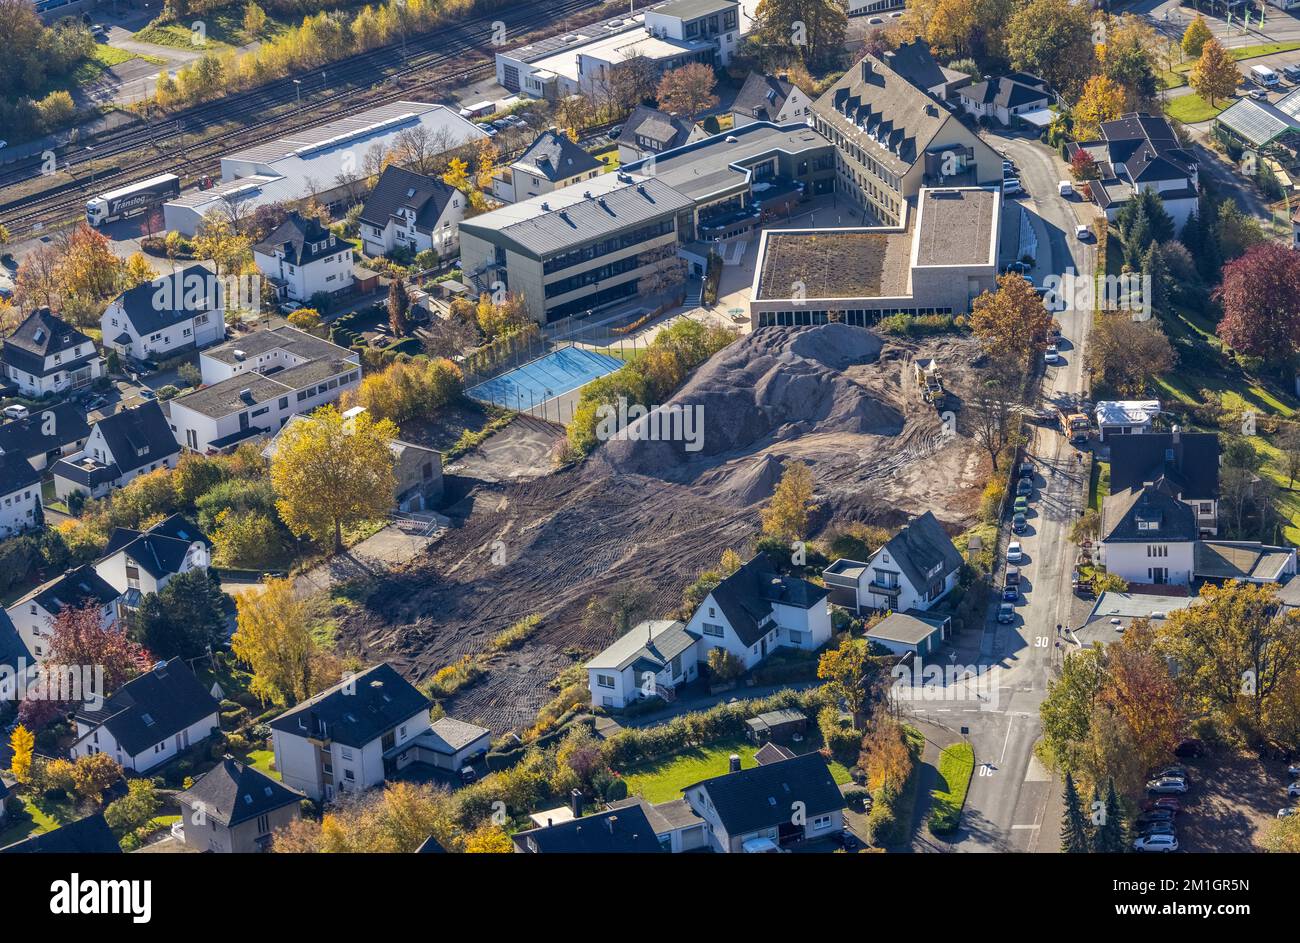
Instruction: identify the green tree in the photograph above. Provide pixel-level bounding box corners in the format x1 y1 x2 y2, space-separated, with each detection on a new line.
1006 0 1095 98
1092 777 1126 853
1181 14 1212 59
1189 37 1240 107
760 459 817 542
1060 772 1092 852
130 568 228 660
104 779 161 833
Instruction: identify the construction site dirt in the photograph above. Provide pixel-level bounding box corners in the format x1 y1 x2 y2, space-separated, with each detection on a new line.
336 323 991 734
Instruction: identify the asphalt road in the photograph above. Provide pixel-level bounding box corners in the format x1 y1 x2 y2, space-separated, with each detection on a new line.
899 131 1097 852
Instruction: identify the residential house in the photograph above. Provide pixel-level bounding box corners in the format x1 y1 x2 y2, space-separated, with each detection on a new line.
0 610 34 705
957 73 1052 127
70 658 221 774
617 104 708 164
0 813 121 853
1107 428 1220 536
731 72 812 128
1066 113 1200 229
512 805 664 853
682 552 832 671
811 40 1002 225
866 609 951 656
0 450 41 538
101 264 225 363
683 751 845 852
608 796 709 852
263 408 443 512
269 662 433 801
359 165 466 258
822 510 963 614
586 619 701 709
6 565 120 663
177 759 304 853
1095 400 1161 442
406 716 491 772
492 129 604 203
92 514 211 598
1099 482 1198 587
52 401 181 501
1 308 103 397
253 212 354 303
0 401 91 472
166 327 362 453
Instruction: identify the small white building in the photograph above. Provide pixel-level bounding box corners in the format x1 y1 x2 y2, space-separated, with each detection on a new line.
822 511 964 615
92 514 211 597
166 327 361 453
957 73 1052 128
52 401 181 501
253 212 354 303
1095 400 1160 442
269 663 433 802
71 658 220 774
731 72 812 128
358 165 466 258
403 716 491 772
1 308 103 398
1099 483 1198 587
587 619 702 709
0 451 42 539
101 264 226 363
491 129 604 204
5 565 120 663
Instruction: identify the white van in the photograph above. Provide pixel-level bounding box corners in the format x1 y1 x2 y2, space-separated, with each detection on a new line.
1252 65 1280 87
2 404 29 421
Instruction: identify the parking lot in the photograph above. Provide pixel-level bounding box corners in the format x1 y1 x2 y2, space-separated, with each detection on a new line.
1165 746 1295 853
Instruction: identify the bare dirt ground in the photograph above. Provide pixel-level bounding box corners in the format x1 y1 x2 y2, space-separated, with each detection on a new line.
336 324 989 734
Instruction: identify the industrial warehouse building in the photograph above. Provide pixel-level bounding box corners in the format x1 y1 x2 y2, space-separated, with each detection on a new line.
748 185 1001 327
163 102 487 236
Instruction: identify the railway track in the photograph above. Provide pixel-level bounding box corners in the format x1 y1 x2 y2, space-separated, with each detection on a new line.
0 0 606 237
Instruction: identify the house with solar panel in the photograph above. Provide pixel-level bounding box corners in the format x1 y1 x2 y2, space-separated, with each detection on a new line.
1065 114 1199 229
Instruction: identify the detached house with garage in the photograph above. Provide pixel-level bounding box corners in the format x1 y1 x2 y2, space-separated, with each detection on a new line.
493 128 604 203
683 751 845 852
822 510 963 615
587 619 702 709
253 212 354 303
359 165 466 259
6 564 120 663
101 264 225 363
52 401 180 501
1 308 103 398
70 657 220 773
269 662 433 801
957 73 1052 128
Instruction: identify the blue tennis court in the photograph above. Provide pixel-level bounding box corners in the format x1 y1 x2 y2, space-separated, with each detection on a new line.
466 346 624 409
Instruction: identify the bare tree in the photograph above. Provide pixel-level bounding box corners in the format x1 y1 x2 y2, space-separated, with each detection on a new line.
959 359 1027 472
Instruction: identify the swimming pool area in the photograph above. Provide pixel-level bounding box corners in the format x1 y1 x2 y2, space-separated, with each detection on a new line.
466 346 624 410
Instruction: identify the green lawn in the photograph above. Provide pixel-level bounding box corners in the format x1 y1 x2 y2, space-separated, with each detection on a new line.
620 738 851 804
929 742 975 833
243 749 280 779
594 149 619 171
1164 92 1231 125
133 10 273 50
0 794 82 846
1089 460 1110 514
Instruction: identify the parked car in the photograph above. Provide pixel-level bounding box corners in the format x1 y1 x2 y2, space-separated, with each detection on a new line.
1144 797 1182 814
1045 346 1060 364
838 827 858 850
1012 512 1028 534
2 404 29 420
1284 64 1300 82
1288 762 1300 778
1174 739 1203 759
1013 496 1029 515
1002 160 1016 176
1075 224 1092 241
1138 821 1176 837
1002 581 1018 602
279 300 302 314
1133 833 1178 852
1147 777 1189 794
1279 807 1298 818
1158 766 1189 782
608 124 622 139
1002 178 1023 196
1058 180 1073 197
1287 782 1300 799
1249 87 1269 100
1018 462 1034 480
460 765 478 785
1016 477 1032 497
1002 260 1031 275
137 388 156 401
1007 541 1023 563
997 602 1015 624
1136 809 1176 826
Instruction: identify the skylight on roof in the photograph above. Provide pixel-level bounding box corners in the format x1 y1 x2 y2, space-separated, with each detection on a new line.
142 713 155 726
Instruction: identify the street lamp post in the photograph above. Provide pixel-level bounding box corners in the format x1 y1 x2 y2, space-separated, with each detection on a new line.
293 78 302 109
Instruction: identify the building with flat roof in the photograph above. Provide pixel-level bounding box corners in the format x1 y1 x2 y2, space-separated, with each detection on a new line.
163 102 487 236
496 0 742 101
750 185 1000 326
166 327 361 453
459 171 695 323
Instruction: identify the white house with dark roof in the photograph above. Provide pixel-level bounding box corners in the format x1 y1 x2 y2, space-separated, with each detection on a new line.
166 326 361 453
617 104 708 164
822 510 963 615
101 264 225 363
1107 428 1219 536
0 402 91 472
51 401 180 501
493 129 604 203
359 165 466 258
0 451 41 538
92 514 211 598
0 610 34 705
586 619 702 709
1 308 103 397
177 759 304 853
1100 483 1198 587
731 72 811 128
957 73 1051 127
71 657 221 773
6 564 120 663
269 662 433 801
253 212 354 303
1065 113 1199 229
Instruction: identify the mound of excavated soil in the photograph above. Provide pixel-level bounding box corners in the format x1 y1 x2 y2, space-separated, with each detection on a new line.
587 324 903 488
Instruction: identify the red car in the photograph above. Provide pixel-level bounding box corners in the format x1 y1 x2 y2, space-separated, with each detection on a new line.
1143 797 1182 815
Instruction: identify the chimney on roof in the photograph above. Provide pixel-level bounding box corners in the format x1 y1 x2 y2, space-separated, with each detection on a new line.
570 788 584 819
1171 425 1181 445
729 753 741 773
606 815 618 834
